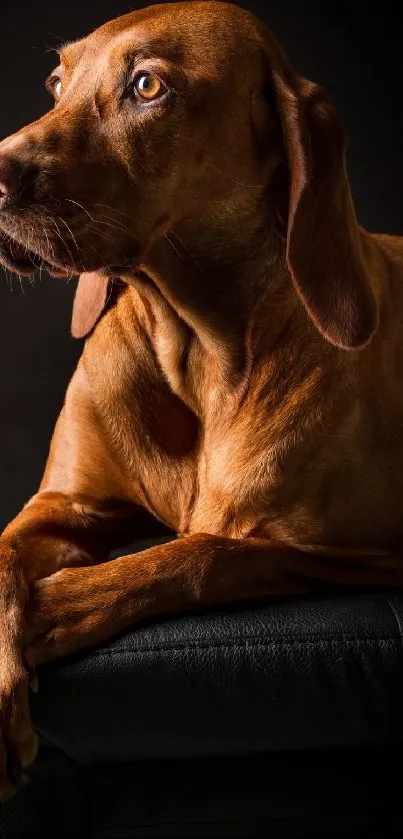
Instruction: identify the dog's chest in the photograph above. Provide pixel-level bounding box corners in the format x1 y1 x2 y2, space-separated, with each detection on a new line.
86 289 204 529
90 288 361 542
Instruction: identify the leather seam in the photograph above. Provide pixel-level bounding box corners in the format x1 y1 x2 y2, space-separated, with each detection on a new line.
83 637 402 657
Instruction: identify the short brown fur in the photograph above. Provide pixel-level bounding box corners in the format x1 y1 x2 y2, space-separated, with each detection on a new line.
0 1 402 797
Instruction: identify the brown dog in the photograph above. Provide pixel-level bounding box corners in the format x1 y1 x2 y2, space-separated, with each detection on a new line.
0 0 402 798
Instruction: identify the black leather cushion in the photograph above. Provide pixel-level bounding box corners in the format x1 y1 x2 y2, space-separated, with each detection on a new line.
31 591 403 763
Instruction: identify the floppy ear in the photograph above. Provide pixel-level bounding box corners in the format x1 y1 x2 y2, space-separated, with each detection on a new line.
71 272 110 339
272 70 378 349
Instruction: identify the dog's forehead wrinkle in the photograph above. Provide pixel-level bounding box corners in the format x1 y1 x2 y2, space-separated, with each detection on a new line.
85 2 269 67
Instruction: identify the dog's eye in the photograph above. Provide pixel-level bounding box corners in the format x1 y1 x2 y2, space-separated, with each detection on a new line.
53 80 62 100
133 73 165 101
46 75 62 101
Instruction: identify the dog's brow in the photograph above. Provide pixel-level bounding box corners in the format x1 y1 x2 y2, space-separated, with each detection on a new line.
122 32 186 66
123 48 158 68
60 40 84 69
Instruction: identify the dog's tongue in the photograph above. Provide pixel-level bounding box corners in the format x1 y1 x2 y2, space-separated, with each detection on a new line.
71 271 110 339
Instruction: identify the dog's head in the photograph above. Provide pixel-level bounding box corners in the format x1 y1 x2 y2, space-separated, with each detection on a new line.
0 1 377 347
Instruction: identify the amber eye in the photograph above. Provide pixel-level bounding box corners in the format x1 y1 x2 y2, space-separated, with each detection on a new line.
133 72 165 101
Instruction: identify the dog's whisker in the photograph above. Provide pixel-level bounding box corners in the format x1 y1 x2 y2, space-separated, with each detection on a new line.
206 160 266 190
4 267 12 291
63 197 136 227
48 217 76 268
56 215 80 254
89 217 135 239
80 236 113 267
90 202 137 224
84 225 132 266
169 231 208 278
64 199 95 222
43 225 56 263
164 233 184 262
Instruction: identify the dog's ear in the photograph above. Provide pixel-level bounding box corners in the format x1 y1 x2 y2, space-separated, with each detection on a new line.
271 70 378 349
71 272 110 339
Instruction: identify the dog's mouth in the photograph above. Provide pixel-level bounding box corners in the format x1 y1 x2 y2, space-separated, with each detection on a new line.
0 232 75 278
0 228 140 280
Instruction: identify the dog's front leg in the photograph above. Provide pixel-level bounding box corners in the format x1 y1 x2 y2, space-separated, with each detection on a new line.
0 492 164 799
27 533 403 667
0 543 36 801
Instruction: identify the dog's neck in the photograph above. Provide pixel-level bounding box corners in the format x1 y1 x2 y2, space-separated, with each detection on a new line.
140 212 294 355
119 209 312 413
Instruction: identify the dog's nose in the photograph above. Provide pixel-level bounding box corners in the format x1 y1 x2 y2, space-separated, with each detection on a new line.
0 156 23 206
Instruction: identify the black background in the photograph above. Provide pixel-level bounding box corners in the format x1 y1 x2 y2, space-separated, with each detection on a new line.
0 1 402 530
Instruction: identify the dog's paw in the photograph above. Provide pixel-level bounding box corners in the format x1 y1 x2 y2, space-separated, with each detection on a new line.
0 653 38 801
